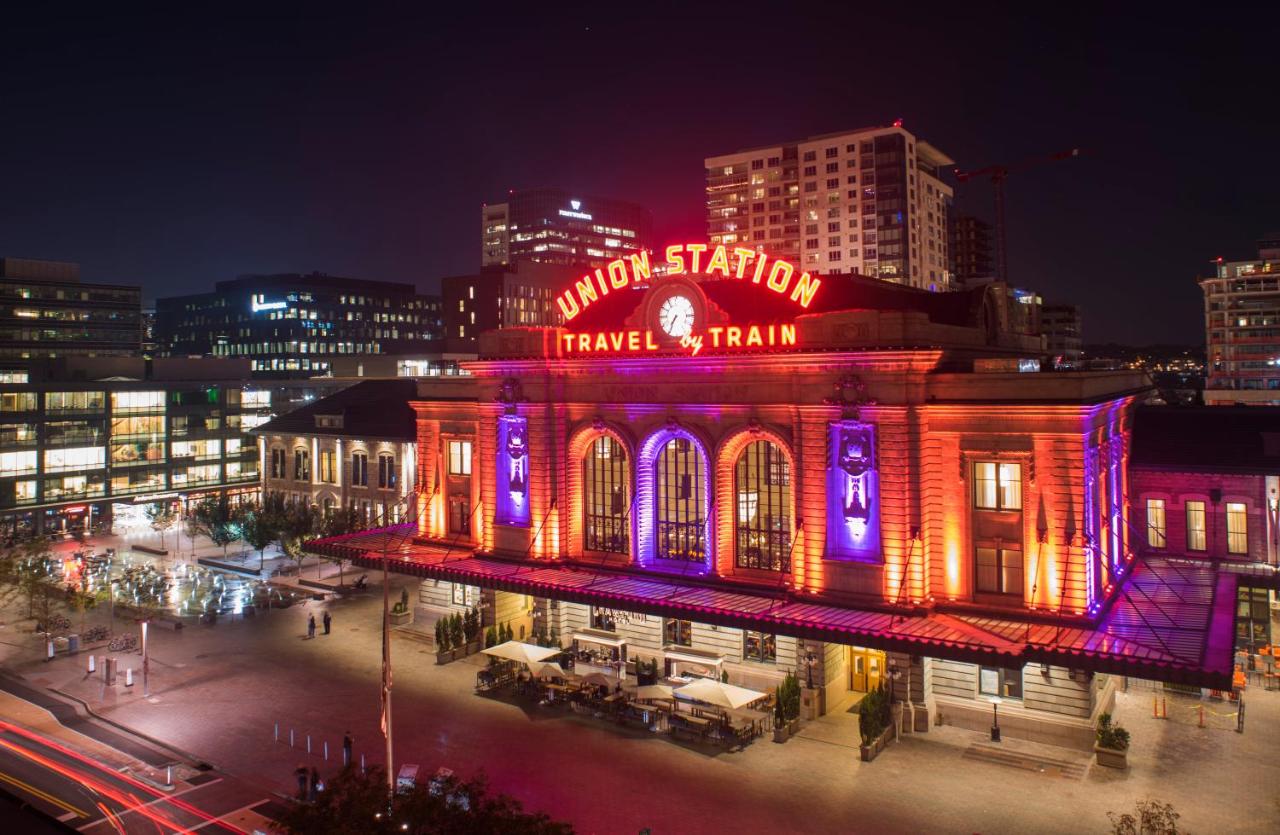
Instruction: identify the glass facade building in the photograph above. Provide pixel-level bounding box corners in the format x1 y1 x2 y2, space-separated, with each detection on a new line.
0 258 142 359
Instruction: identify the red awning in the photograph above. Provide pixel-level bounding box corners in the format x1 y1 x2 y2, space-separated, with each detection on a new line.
310 528 1237 689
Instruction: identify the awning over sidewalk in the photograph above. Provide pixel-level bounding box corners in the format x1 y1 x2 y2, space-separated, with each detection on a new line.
309 527 1237 689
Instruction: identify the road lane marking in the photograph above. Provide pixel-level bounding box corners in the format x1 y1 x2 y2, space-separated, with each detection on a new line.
0 768 88 817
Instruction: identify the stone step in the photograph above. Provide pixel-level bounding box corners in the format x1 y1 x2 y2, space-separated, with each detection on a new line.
961 743 1089 779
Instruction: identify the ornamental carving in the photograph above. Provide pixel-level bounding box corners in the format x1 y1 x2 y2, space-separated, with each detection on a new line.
823 375 876 418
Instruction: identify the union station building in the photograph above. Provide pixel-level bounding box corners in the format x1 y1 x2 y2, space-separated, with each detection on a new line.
309 244 1239 751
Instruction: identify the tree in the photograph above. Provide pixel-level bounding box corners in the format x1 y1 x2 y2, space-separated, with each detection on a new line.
145 502 178 552
240 504 278 571
320 506 363 582
66 584 98 634
192 496 244 558
1108 799 1181 835
271 765 574 835
275 499 321 576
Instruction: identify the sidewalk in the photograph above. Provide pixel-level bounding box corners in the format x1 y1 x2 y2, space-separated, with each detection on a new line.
6 577 1278 834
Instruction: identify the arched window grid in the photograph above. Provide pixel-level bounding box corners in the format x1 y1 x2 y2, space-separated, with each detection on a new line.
656 437 705 562
583 436 629 554
734 440 792 571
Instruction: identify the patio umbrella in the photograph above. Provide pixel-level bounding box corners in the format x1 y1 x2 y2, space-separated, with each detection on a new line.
673 679 767 710
481 640 560 666
634 684 674 701
532 661 568 679
578 671 620 688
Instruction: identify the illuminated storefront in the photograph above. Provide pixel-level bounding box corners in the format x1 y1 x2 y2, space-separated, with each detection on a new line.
311 243 1239 751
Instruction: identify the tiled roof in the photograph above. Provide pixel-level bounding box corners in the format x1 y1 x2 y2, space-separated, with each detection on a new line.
250 379 418 441
310 529 1236 688
1131 405 1280 473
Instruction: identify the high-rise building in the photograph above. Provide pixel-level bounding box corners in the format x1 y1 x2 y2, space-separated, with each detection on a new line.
155 273 443 379
0 258 142 360
705 123 955 290
480 188 653 269
1041 303 1083 369
442 260 575 352
951 215 994 286
1200 238 1280 405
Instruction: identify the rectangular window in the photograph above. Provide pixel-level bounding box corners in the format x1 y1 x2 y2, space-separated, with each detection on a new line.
0 450 38 476
378 453 396 489
448 440 472 476
320 451 335 483
351 452 368 486
294 449 310 481
663 618 692 647
0 392 37 412
1226 502 1247 555
744 631 777 663
978 666 1023 699
43 446 106 473
271 448 286 479
973 461 1021 510
451 583 466 606
976 547 1023 596
110 391 165 413
1186 500 1207 551
1146 499 1166 548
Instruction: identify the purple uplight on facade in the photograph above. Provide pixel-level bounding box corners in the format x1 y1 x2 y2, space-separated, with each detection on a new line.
826 421 881 561
496 414 530 527
636 424 713 575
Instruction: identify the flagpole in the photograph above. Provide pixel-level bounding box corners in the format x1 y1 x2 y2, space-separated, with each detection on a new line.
382 529 393 800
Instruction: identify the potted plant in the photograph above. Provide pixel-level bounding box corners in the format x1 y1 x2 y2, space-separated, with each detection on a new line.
389 588 413 626
782 671 802 735
464 607 482 654
1094 712 1130 768
773 685 789 742
484 625 498 648
435 618 453 664
858 684 896 762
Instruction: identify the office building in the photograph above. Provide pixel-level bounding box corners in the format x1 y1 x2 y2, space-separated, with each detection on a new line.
1201 238 1280 405
310 237 1238 755
442 260 575 351
1041 303 1083 369
481 188 653 269
0 258 142 359
0 357 269 538
951 215 994 285
705 123 955 290
155 273 443 378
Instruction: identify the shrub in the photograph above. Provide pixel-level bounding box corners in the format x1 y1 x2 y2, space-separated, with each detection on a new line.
464 607 481 642
1108 799 1179 834
450 613 464 648
484 626 498 648
858 683 892 747
774 685 784 724
435 618 449 651
1097 712 1131 751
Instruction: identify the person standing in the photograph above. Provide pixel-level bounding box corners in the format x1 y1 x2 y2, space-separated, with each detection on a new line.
310 767 321 802
323 611 331 635
342 731 352 767
295 765 308 800
307 614 316 639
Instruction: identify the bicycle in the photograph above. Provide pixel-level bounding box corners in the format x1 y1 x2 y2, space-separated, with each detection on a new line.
107 633 138 653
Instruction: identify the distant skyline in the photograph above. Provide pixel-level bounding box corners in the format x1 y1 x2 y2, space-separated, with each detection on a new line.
2 7 1277 344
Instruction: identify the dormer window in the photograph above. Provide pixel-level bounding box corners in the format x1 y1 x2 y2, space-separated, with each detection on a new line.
315 414 344 429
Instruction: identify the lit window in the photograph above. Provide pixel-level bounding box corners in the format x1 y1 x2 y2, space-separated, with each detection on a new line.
1146 499 1166 548
351 452 368 486
1185 500 1207 551
744 631 776 663
978 666 1023 699
663 618 692 647
448 440 472 476
1226 502 1248 555
973 462 1021 510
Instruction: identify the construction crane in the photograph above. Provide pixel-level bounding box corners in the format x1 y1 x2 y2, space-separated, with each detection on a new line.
954 148 1081 284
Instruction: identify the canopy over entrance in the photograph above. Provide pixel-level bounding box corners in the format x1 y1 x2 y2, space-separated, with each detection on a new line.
310 527 1237 689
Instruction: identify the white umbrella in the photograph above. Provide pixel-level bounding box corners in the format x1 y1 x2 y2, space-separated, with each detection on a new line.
578 671 620 688
673 679 767 710
481 640 560 666
634 684 674 701
532 661 568 679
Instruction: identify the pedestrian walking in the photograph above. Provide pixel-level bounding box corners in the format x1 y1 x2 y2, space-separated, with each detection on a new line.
307 614 316 639
294 764 307 800
309 767 321 802
323 611 331 635
342 731 352 767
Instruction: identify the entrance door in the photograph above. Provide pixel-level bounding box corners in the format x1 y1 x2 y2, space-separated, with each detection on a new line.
847 647 886 693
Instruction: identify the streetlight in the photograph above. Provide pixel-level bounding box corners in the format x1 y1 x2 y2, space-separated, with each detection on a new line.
990 696 1003 742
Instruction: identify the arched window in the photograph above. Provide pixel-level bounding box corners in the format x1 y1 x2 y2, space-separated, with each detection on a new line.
656 437 705 562
734 440 791 571
584 436 629 554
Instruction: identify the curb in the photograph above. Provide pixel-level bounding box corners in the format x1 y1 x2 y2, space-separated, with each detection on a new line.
46 685 210 768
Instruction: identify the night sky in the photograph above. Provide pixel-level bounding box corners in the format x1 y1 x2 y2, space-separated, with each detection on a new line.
2 7 1276 345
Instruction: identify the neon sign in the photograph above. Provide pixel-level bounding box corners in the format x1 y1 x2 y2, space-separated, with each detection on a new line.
555 243 822 322
560 324 796 357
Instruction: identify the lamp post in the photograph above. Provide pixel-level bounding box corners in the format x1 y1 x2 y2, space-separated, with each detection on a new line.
804 650 816 689
990 696 1003 742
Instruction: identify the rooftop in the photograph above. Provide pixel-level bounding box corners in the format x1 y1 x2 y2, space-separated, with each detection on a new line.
251 378 418 441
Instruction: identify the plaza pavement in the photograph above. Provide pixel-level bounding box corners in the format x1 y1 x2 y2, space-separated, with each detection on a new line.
2 531 1278 833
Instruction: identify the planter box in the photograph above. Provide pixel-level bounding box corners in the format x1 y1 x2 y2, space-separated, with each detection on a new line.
858 723 897 762
389 609 414 626
436 648 460 665
466 640 481 656
773 725 790 743
1094 744 1128 769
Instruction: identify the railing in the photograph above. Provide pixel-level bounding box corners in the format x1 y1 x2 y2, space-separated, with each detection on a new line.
734 530 791 572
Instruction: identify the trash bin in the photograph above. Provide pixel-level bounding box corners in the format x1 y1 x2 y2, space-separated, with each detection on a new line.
105 657 117 685
68 634 80 653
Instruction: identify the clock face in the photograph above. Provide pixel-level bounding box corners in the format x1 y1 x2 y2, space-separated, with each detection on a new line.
658 294 696 338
